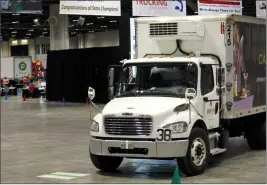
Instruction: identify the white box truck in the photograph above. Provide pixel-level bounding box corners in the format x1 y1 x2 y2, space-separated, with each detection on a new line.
1 56 32 79
88 15 266 176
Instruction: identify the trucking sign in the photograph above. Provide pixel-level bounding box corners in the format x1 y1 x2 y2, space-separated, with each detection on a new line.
198 0 242 15
132 0 186 16
59 0 121 16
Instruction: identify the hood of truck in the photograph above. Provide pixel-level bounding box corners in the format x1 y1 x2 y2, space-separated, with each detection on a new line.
103 97 187 116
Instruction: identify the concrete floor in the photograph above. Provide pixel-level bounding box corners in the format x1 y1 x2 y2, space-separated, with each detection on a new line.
1 96 266 183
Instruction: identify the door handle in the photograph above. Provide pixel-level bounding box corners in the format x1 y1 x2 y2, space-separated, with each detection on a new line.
203 97 219 102
203 97 208 102
215 102 219 114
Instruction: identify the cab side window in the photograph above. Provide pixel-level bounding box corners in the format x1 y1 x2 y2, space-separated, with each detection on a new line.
201 65 214 95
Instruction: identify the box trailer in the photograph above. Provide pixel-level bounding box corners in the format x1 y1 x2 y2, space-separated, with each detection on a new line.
1 56 32 80
88 14 266 176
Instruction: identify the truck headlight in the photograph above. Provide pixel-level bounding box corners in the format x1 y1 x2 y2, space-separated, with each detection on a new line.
90 120 99 132
173 104 189 114
163 122 188 133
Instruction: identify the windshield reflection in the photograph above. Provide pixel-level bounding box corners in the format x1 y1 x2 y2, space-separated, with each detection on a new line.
116 62 198 98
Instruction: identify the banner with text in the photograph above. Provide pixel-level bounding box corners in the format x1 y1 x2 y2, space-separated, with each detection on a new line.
0 0 42 14
132 0 186 17
59 1 121 16
256 0 266 19
198 0 242 15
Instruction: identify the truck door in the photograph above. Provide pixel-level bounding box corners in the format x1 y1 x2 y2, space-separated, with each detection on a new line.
200 64 220 130
108 65 121 100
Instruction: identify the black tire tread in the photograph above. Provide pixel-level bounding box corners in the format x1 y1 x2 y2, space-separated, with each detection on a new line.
246 121 266 150
90 152 123 172
177 127 210 176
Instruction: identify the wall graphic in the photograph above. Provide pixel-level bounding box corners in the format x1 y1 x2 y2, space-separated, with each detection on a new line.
233 22 266 111
256 0 266 19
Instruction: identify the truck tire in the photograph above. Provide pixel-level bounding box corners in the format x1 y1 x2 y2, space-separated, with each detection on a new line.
90 152 123 172
245 120 266 150
177 127 210 176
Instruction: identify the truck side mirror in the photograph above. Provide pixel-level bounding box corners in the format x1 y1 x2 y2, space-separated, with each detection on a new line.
216 67 225 87
108 68 115 99
88 87 95 101
185 88 196 100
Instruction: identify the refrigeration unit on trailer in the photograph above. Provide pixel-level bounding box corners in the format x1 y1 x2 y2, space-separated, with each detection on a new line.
87 14 266 176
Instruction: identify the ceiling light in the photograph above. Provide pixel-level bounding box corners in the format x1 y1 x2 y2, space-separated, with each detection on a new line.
11 31 17 34
28 29 34 32
12 13 20 15
33 18 41 26
11 35 16 37
12 21 19 24
71 32 76 34
88 31 94 33
26 33 32 36
101 25 107 28
39 35 44 38
110 20 117 23
42 32 48 34
76 16 85 26
43 28 47 30
73 20 78 22
25 37 29 39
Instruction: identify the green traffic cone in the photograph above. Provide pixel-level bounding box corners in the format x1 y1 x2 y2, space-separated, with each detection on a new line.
171 166 181 184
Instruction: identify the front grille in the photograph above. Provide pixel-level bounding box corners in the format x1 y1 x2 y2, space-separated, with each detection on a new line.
104 117 152 136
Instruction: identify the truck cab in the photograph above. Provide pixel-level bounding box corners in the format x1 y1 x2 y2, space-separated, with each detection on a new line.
89 56 225 175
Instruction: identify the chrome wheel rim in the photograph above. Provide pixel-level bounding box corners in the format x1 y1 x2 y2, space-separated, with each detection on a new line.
190 137 206 167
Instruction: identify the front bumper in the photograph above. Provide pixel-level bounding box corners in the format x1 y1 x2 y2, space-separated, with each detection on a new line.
89 137 189 158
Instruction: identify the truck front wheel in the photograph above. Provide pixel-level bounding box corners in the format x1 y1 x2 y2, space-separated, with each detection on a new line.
177 127 210 176
245 120 266 150
90 152 123 172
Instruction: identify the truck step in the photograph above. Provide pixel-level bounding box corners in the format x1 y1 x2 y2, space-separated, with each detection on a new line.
210 148 227 156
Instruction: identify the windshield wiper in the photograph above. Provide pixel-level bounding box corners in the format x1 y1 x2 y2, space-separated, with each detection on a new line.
142 87 182 98
116 89 140 97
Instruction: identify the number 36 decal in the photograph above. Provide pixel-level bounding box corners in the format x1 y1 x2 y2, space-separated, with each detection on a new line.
156 128 172 142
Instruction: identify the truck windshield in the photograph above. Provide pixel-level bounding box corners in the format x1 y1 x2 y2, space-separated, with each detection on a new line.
116 62 198 98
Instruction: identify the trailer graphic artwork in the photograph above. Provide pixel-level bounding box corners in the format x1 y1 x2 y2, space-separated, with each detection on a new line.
233 22 266 111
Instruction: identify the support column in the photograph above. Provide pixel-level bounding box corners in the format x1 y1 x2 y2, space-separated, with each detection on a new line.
1 41 10 56
77 33 85 49
118 11 131 60
28 39 36 61
49 4 69 50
